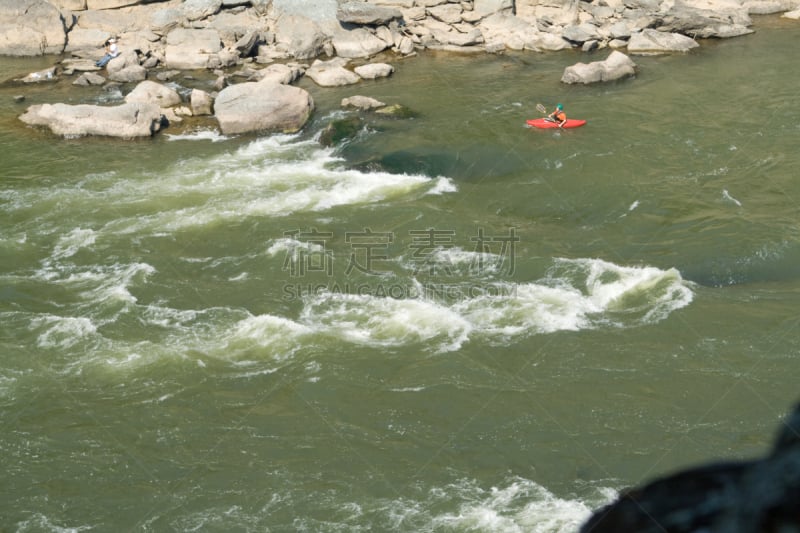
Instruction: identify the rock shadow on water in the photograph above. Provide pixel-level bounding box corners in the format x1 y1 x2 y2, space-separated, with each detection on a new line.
344 145 523 182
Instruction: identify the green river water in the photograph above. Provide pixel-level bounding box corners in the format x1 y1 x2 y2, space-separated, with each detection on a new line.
1 16 799 532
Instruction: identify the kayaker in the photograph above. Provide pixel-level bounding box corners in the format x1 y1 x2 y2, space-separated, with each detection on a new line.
547 104 567 128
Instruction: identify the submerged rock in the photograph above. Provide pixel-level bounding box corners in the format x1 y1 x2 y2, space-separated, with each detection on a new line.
319 115 364 147
374 103 416 119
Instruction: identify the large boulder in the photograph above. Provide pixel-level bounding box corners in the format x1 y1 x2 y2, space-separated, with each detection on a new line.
165 28 222 69
561 51 637 84
0 0 67 56
273 14 328 59
19 102 164 138
124 80 181 108
214 80 314 135
627 29 700 54
656 4 754 38
478 13 542 51
562 23 602 44
581 403 800 532
270 0 339 26
331 27 390 58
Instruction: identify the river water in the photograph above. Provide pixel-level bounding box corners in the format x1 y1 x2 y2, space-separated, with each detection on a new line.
1 16 798 532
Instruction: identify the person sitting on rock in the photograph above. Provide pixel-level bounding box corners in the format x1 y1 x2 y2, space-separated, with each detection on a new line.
96 38 119 68
547 103 567 128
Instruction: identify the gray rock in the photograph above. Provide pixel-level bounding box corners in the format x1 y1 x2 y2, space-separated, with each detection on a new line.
124 80 181 108
341 95 386 110
479 13 541 52
472 0 514 19
73 72 106 86
427 4 463 24
627 28 700 54
656 5 753 39
149 7 185 34
0 0 67 56
274 14 328 60
561 50 636 84
165 28 222 69
64 28 109 53
609 21 632 40
306 58 361 87
354 62 394 79
19 102 164 138
61 58 102 73
181 0 222 22
337 1 403 25
190 88 213 116
563 23 602 44
332 27 390 58
235 30 260 57
108 64 147 83
214 80 314 134
253 63 305 84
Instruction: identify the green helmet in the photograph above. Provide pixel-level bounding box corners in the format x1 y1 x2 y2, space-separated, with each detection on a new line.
556 104 563 110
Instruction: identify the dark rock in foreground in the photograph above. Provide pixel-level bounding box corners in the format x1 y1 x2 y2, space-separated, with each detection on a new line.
581 402 800 532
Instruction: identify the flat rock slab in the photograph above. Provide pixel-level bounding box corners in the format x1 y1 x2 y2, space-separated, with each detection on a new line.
627 29 700 54
165 28 222 69
337 1 403 25
19 102 164 138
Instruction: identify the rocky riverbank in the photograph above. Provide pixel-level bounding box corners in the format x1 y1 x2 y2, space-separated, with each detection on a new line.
5 0 800 137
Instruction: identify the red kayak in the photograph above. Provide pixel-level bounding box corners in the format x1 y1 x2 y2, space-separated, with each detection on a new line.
526 118 587 129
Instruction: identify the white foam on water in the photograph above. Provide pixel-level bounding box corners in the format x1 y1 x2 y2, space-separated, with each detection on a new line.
99 135 450 235
221 313 315 361
31 315 97 349
14 513 94 533
722 189 743 207
431 478 603 533
292 258 693 352
165 129 230 142
427 176 459 195
300 291 473 353
266 237 325 257
51 228 97 260
34 262 155 307
169 476 613 532
423 246 505 277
